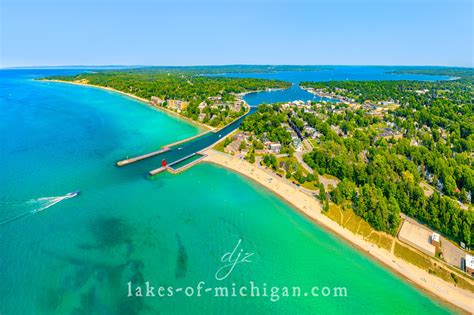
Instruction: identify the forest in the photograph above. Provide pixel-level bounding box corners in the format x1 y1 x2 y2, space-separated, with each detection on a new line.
46 69 291 102
240 77 473 245
240 104 293 148
44 68 291 127
299 77 473 244
389 67 474 83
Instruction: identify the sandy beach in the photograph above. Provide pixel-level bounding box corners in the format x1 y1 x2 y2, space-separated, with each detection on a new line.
202 149 474 314
39 79 214 131
38 78 473 312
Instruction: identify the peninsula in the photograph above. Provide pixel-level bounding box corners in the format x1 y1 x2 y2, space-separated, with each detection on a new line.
41 68 291 128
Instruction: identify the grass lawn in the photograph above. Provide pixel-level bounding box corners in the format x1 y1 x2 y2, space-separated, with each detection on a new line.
301 181 319 190
213 140 226 152
378 234 394 251
326 204 343 225
394 242 431 269
327 203 393 250
357 220 373 238
322 173 339 180
276 156 318 187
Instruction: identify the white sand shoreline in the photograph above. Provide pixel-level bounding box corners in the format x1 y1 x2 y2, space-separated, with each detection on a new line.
202 149 474 314
37 78 474 312
38 79 213 131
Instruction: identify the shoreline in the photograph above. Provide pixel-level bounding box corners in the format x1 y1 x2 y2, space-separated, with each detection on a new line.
38 77 473 312
202 149 473 314
301 86 344 103
158 103 250 149
41 78 254 160
39 79 213 132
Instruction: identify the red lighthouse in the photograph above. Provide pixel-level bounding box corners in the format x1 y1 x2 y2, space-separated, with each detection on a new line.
161 159 167 167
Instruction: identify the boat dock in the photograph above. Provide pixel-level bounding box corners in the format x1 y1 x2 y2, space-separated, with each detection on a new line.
116 147 170 166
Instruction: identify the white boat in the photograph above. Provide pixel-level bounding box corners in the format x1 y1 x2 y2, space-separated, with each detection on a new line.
66 190 80 198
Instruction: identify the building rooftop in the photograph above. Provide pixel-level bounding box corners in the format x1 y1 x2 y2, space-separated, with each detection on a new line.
466 254 474 269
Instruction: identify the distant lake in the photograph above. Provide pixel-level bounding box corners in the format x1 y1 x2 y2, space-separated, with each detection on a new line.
210 66 451 106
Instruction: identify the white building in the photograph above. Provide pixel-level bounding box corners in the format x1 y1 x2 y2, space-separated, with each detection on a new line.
431 232 440 247
465 254 474 276
270 143 281 154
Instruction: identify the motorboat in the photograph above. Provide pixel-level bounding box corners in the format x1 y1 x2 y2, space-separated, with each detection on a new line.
66 190 80 198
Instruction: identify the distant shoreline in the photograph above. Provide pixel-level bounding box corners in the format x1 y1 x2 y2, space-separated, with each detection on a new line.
38 79 214 131
202 149 473 314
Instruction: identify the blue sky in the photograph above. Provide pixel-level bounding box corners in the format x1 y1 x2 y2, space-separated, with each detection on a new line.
1 0 472 67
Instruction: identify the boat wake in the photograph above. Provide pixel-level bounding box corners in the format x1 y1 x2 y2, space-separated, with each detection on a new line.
0 191 79 226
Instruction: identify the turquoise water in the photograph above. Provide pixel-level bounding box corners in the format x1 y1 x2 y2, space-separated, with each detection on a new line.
0 69 456 314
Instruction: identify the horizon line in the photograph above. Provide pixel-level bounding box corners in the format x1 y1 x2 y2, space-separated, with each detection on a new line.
2 64 473 70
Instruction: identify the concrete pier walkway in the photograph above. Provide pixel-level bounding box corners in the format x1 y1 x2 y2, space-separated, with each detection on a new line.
116 147 170 166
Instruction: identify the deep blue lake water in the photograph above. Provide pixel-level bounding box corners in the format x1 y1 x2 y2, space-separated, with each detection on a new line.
221 66 450 106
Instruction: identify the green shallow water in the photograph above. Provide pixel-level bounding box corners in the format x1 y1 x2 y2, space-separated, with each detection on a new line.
0 69 456 314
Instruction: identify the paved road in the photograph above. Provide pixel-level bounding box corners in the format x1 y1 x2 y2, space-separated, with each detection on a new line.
441 236 465 269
